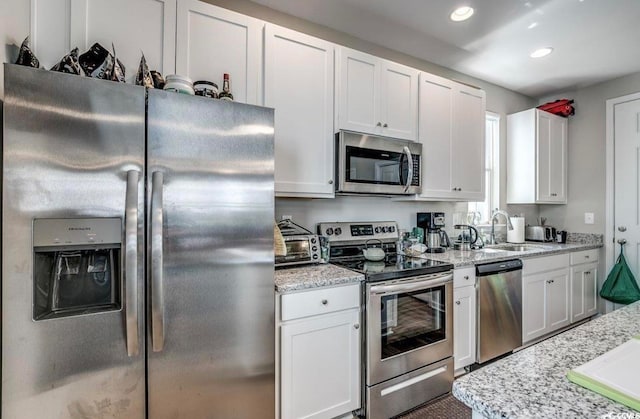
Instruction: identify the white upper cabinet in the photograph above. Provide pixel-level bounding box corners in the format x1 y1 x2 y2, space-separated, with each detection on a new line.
416 72 486 201
32 0 176 81
336 47 418 140
507 108 568 204
264 24 335 198
176 0 262 105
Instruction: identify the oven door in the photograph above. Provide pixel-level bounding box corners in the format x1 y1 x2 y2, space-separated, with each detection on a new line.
337 131 421 195
366 272 453 386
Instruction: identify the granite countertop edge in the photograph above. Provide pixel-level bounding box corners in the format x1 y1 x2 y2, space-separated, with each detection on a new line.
452 301 640 418
274 241 603 293
275 263 364 294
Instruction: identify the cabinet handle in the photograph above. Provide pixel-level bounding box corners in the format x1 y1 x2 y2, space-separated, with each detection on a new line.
383 123 388 128
455 301 461 305
464 275 469 280
328 179 333 185
376 122 382 127
354 324 360 329
585 271 591 275
618 226 627 232
585 255 590 258
321 299 328 305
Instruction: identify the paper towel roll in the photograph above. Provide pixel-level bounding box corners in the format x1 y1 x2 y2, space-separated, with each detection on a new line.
507 217 525 243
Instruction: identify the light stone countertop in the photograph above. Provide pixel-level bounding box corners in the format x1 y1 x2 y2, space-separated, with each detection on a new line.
274 239 603 293
420 241 603 268
275 263 364 294
453 301 640 418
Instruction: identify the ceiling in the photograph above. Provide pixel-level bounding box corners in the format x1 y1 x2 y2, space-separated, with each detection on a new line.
249 0 640 98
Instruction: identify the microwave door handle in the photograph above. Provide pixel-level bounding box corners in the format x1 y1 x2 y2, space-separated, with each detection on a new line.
124 170 140 357
151 171 165 352
402 146 413 192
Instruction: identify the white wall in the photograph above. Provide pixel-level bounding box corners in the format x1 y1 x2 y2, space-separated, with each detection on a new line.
538 71 640 234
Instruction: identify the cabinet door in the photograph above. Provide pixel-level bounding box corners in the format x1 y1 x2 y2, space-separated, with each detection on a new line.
453 285 476 371
337 48 380 135
280 309 360 419
379 61 418 140
65 0 176 82
548 116 568 202
417 72 454 198
522 272 548 342
265 25 335 198
571 262 598 322
546 268 570 331
451 85 486 200
536 110 567 203
176 0 262 104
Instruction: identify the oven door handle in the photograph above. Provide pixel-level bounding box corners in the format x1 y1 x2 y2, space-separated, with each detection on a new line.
370 274 452 295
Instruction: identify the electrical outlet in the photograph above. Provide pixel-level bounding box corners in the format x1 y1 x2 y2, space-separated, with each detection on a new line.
584 212 595 224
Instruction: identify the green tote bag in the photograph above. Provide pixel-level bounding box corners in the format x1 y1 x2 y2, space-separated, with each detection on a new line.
600 243 640 305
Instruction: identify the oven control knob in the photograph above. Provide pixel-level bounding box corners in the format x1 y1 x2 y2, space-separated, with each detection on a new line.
381 226 388 233
311 237 317 244
326 228 334 235
389 226 396 233
312 246 318 251
374 227 381 233
335 227 342 235
313 254 319 259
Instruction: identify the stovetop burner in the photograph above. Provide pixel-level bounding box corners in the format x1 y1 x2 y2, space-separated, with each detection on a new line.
331 254 452 282
318 221 454 281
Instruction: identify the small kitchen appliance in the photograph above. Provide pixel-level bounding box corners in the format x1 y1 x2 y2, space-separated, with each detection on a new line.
275 219 322 267
335 130 422 195
417 212 451 253
525 225 556 242
318 221 454 419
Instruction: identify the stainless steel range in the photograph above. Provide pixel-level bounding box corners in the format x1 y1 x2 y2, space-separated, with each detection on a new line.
318 221 455 419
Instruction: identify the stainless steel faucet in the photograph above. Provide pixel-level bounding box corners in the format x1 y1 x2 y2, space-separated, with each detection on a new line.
489 210 514 245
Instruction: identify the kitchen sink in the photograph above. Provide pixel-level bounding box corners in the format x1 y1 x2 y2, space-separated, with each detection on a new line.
475 244 554 253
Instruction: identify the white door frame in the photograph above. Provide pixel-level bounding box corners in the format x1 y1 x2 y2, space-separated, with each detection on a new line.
605 90 640 313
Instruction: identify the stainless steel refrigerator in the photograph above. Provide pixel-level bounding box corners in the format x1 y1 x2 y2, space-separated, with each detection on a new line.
2 64 275 418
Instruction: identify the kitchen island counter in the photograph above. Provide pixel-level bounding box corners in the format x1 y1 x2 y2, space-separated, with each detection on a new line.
275 264 364 294
453 301 640 418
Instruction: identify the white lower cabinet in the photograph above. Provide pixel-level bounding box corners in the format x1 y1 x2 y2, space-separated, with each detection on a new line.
570 249 600 323
279 284 361 419
522 254 571 343
453 267 476 372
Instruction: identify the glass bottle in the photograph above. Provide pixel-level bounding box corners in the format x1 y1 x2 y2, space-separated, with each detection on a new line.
218 73 234 101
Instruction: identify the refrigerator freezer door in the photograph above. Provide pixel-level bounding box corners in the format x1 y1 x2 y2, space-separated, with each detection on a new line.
2 65 146 418
146 90 275 418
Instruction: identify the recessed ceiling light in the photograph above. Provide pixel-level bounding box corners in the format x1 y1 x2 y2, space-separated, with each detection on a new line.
530 47 553 58
527 22 538 29
450 6 474 22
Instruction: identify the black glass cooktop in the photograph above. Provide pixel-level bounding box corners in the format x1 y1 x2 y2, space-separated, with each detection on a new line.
331 254 453 282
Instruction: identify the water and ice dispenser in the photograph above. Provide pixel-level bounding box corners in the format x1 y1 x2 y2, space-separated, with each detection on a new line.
33 218 122 320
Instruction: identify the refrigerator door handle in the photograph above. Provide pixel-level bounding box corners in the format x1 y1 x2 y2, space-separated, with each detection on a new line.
151 171 165 352
125 169 140 357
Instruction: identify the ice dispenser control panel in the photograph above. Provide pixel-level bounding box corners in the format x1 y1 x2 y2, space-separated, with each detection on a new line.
33 218 122 247
33 218 123 321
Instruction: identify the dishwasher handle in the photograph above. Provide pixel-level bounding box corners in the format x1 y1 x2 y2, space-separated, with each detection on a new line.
476 259 522 276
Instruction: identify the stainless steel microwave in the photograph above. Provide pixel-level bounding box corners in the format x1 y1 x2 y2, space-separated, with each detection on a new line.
335 130 422 195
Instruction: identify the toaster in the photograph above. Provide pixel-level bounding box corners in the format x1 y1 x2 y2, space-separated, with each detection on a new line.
525 226 556 242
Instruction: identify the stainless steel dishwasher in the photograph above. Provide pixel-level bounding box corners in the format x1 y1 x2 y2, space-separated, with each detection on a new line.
476 259 523 363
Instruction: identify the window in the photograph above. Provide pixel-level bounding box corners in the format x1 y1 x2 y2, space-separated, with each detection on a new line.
468 112 500 223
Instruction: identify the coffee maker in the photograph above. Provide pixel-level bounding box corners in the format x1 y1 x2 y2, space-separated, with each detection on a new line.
417 212 451 253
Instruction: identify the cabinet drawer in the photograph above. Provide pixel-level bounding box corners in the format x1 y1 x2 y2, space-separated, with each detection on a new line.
570 249 599 265
522 253 570 275
454 266 476 289
281 284 360 321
